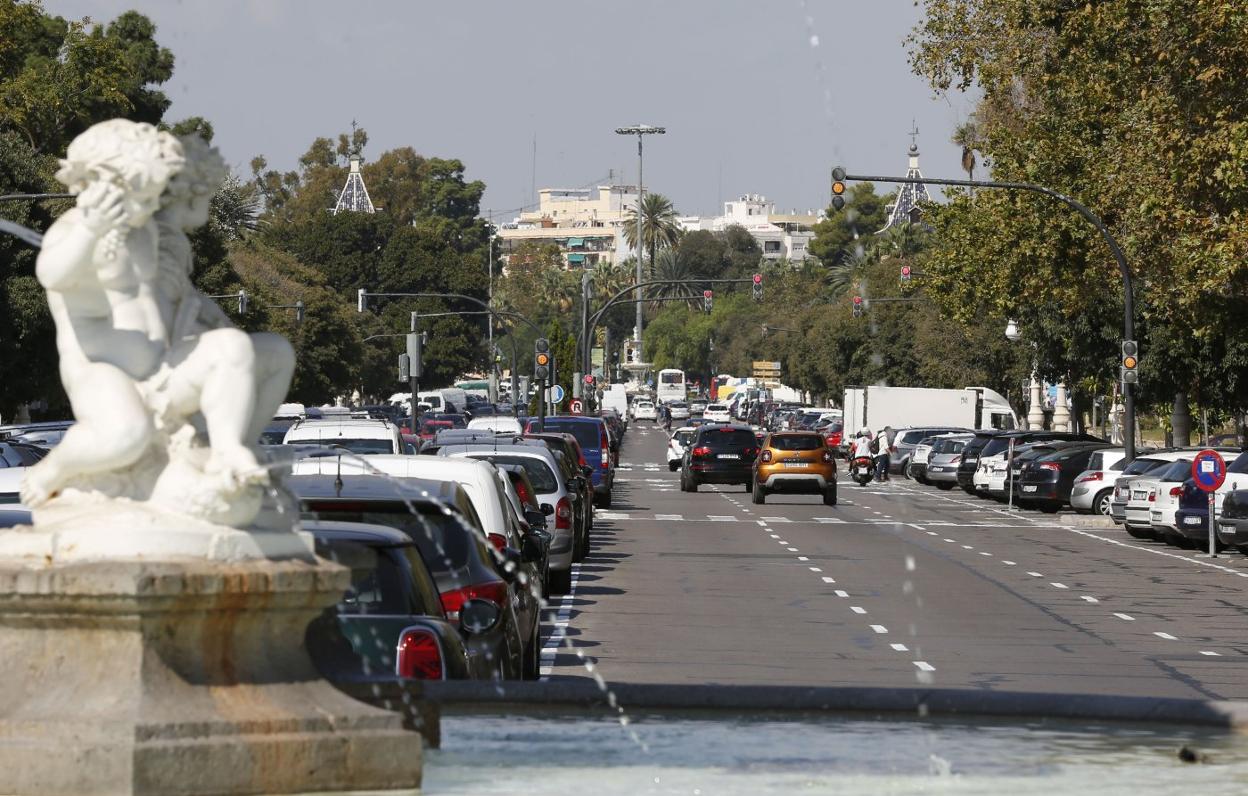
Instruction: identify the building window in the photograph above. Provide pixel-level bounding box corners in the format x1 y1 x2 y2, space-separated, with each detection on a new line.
764 241 782 253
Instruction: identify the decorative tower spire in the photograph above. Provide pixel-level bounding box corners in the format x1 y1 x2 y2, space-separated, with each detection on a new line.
880 121 930 231
333 122 375 215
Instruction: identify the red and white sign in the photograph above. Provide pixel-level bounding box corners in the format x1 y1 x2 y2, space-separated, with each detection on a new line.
569 399 584 414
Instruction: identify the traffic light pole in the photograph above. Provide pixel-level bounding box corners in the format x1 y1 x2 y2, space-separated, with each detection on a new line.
843 171 1137 462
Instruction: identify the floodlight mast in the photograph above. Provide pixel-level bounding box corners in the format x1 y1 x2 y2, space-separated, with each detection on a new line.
615 124 666 366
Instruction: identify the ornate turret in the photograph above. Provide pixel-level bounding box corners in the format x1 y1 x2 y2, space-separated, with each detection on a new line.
880 123 930 231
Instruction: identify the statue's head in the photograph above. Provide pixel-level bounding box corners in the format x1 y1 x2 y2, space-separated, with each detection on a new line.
163 135 229 229
56 119 185 228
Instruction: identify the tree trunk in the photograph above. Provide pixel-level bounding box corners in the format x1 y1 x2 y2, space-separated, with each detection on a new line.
1171 392 1192 446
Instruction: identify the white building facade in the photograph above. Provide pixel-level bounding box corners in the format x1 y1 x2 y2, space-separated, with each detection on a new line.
678 194 820 262
497 185 638 270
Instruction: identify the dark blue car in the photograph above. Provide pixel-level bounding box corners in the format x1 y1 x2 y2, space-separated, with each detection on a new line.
528 415 615 507
1174 450 1248 545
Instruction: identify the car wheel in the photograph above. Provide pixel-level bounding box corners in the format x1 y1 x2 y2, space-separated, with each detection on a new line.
752 480 766 504
669 461 679 471
823 486 838 506
549 567 572 594
936 482 954 490
1093 489 1113 516
687 476 699 493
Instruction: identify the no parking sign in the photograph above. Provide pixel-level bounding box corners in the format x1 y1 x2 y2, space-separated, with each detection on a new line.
1191 449 1226 558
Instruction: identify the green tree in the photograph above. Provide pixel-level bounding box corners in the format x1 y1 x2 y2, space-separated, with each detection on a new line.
623 192 682 270
808 183 891 272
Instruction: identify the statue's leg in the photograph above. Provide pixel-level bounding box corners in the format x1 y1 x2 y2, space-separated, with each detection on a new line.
245 332 296 445
164 329 258 477
20 362 153 506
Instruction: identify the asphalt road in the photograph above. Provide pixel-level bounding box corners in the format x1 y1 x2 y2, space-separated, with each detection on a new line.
540 421 1248 699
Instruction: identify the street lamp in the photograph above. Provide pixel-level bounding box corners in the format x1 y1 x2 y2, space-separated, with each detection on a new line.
1005 319 1045 431
615 124 665 363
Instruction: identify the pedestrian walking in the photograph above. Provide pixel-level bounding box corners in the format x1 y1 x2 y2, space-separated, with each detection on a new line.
874 426 892 481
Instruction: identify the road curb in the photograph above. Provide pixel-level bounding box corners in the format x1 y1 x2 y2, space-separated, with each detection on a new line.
422 681 1248 731
1060 513 1120 529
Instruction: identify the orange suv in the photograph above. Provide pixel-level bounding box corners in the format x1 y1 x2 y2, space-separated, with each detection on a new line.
752 431 838 506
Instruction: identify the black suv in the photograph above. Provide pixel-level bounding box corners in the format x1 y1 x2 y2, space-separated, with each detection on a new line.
680 424 759 492
956 430 1104 494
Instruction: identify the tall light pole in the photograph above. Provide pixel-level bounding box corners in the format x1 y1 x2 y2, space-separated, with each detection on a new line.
486 218 497 402
615 124 665 363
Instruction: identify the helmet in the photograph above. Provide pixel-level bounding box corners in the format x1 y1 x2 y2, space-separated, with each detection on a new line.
859 427 871 437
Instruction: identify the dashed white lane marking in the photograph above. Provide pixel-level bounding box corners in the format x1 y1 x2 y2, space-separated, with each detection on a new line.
1002 560 1017 566
1026 571 1044 577
797 556 810 561
769 533 780 538
914 661 936 672
943 538 956 543
1114 612 1136 621
834 590 849 597
850 606 867 614
961 545 974 550
1200 650 1222 656
815 517 846 523
1081 596 1100 603
1051 582 1069 589
708 515 737 522
907 523 926 531
809 566 823 572
786 546 799 552
979 552 993 556
777 540 789 545
890 643 909 651
870 624 889 634
540 564 581 677
756 520 769 527
762 517 791 523
1154 632 1178 640
655 514 683 521
821 576 836 583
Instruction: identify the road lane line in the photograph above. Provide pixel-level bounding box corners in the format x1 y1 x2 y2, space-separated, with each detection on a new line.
1081 596 1100 603
798 556 810 561
809 567 823 572
1154 632 1178 640
1200 651 1222 656
655 514 683 521
943 538 957 543
870 624 889 634
821 576 836 583
1002 560 1017 566
1026 571 1044 577
890 643 909 651
1114 612 1136 621
914 661 935 672
907 523 926 531
834 590 849 597
851 606 867 614
1050 582 1069 589
786 546 799 551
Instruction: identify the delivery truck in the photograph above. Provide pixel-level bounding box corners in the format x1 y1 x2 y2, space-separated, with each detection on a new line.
842 386 1017 436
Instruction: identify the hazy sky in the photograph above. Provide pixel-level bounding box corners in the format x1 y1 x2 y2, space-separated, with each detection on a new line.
47 0 974 219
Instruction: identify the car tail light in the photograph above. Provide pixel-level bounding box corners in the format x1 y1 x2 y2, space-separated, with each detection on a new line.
761 450 773 463
1076 472 1103 483
1148 489 1156 502
396 628 444 680
1039 462 1061 472
440 580 509 622
555 497 572 530
692 446 712 458
1170 486 1183 497
487 532 507 552
601 429 610 467
743 447 756 458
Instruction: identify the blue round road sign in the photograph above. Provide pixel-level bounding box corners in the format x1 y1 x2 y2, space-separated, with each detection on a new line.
550 384 565 403
1192 449 1226 493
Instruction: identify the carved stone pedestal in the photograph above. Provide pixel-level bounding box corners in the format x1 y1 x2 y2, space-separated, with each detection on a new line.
0 558 422 795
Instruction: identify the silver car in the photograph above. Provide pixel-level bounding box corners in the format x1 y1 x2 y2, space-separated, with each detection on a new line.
892 426 971 477
923 434 973 488
1068 448 1128 514
667 426 697 471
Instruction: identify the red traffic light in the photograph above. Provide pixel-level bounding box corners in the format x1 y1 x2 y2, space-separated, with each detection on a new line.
583 374 594 385
703 289 713 298
901 266 911 277
752 273 762 284
852 295 863 305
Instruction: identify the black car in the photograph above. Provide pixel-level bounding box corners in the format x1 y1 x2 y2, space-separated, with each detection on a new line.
957 430 1104 494
1177 450 1248 547
1013 445 1108 511
680 424 759 492
1215 488 1248 554
292 474 540 680
304 520 480 699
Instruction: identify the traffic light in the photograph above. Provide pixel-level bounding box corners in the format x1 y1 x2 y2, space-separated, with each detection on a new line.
294 300 305 324
357 288 366 313
852 295 864 318
831 167 847 210
398 353 411 382
1121 340 1139 384
534 338 551 381
703 289 713 313
406 332 423 379
900 265 912 282
237 289 249 314
752 273 763 302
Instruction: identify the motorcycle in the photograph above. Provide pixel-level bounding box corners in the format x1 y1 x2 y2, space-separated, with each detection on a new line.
850 455 874 486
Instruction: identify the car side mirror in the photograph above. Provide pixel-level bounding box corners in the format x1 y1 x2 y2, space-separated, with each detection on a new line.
520 534 545 563
525 509 547 528
541 503 555 516
459 598 501 635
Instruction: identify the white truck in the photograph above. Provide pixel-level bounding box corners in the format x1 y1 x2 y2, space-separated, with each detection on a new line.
842 386 1018 435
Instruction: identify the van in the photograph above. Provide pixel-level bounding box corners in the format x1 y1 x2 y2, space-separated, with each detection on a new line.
602 384 629 421
282 417 408 455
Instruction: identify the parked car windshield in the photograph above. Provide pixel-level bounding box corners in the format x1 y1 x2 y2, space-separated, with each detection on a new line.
464 454 559 493
314 539 410 615
769 434 822 451
540 420 600 451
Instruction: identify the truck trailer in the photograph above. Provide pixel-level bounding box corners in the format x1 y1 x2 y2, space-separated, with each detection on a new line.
842 386 1017 435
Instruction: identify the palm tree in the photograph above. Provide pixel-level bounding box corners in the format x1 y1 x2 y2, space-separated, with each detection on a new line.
951 118 980 194
539 267 576 313
825 238 878 298
645 248 700 310
622 193 683 270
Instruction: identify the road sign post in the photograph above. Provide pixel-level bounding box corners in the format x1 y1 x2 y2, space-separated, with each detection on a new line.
1007 437 1016 511
1192 449 1227 558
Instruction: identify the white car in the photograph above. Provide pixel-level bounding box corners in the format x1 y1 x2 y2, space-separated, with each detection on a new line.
703 403 732 423
632 400 657 421
1148 458 1203 542
667 426 697 471
281 417 406 455
1069 448 1129 514
973 452 1005 494
668 401 691 421
467 416 523 434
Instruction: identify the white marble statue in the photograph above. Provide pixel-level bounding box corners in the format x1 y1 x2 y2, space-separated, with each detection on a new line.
15 119 300 552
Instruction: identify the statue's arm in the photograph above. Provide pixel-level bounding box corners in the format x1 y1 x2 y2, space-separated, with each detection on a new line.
35 213 101 291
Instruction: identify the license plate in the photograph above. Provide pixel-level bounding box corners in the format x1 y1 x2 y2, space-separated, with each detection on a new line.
1022 485 1037 493
1132 491 1147 500
1184 516 1202 525
718 453 740 460
783 462 809 468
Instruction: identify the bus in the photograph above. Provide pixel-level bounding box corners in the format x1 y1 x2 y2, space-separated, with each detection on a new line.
656 369 686 404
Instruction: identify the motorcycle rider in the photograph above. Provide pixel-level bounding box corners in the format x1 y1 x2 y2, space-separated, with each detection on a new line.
850 428 874 482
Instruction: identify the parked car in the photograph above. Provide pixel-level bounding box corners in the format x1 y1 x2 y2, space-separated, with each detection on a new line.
1174 450 1248 547
957 430 1103 495
1109 451 1216 537
1013 445 1107 511
0 441 49 504
283 417 405 455
466 416 523 435
680 425 759 492
752 431 837 506
293 474 540 680
1215 488 1248 554
689 399 708 415
891 427 971 477
632 400 657 421
668 401 691 422
702 403 732 423
522 430 596 542
1122 457 1195 539
1144 458 1206 545
528 415 615 508
667 426 697 471
303 520 479 692
439 440 585 584
1069 448 1131 515
924 435 974 489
